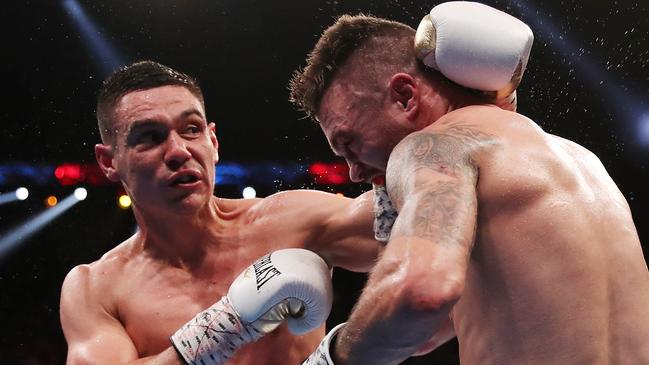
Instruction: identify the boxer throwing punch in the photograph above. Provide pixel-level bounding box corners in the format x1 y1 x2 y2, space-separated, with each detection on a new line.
291 2 649 364
59 61 383 365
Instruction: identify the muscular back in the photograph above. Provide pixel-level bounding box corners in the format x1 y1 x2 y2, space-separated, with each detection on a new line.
444 106 649 364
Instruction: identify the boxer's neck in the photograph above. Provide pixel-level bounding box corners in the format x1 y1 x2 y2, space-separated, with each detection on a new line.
424 87 493 128
132 197 234 268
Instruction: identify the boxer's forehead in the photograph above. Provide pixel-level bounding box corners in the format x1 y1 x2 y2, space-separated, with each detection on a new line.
113 85 205 131
316 94 347 153
317 80 377 143
317 83 358 128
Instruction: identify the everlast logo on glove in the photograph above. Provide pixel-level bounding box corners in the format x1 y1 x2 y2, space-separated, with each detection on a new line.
172 249 332 365
253 254 282 290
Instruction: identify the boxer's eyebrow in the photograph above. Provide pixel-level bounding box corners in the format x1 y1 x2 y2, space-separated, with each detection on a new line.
126 120 163 135
179 108 205 121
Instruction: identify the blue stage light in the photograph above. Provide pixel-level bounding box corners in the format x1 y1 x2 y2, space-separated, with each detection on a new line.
62 0 127 77
0 191 86 259
506 0 648 149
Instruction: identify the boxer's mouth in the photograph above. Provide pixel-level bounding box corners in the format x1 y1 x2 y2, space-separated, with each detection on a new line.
169 171 200 186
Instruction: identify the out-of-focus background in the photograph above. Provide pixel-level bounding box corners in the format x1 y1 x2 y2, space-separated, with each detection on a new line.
2 0 647 363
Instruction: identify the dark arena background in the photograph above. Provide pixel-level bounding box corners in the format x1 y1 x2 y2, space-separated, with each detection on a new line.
2 1 648 364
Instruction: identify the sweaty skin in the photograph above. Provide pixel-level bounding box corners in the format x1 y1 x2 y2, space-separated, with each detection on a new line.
436 106 649 364
60 86 379 365
337 104 649 365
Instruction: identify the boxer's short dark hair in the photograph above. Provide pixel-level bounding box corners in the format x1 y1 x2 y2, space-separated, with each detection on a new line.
289 14 417 121
96 60 204 144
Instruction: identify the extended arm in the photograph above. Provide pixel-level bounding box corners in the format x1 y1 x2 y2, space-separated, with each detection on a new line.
268 189 379 272
332 127 481 364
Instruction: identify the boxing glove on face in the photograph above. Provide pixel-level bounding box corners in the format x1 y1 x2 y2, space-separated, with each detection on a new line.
414 1 534 110
171 249 333 365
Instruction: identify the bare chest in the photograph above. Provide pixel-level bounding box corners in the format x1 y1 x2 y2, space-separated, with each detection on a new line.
115 228 310 357
117 265 234 356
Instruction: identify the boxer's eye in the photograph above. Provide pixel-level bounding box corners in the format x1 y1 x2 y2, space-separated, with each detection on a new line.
182 123 202 137
332 132 353 158
127 128 167 148
137 131 165 146
341 140 358 161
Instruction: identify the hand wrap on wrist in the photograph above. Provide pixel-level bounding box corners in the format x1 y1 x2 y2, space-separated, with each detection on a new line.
373 183 398 243
301 323 346 365
171 296 263 365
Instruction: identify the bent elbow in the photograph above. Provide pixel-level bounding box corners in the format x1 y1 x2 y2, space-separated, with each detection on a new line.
400 272 464 314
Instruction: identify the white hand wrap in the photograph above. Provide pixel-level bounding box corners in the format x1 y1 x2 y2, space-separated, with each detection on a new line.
414 1 534 111
171 249 333 365
301 323 346 365
171 296 263 365
373 183 398 244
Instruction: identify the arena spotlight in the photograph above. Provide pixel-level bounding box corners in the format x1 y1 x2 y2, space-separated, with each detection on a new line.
638 113 649 145
62 0 126 77
74 187 88 201
118 194 132 209
0 187 29 205
242 186 257 199
16 187 29 200
0 190 86 259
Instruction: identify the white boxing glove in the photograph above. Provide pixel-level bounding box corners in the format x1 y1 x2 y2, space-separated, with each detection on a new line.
171 249 333 365
414 1 534 111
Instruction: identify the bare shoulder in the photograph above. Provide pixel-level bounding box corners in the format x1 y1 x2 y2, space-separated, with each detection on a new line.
60 238 143 363
551 134 601 162
385 107 507 206
268 189 349 202
389 108 500 173
416 105 549 165
61 236 138 308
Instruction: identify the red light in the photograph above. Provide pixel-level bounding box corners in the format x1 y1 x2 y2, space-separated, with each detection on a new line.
54 166 65 179
84 164 112 186
54 163 112 186
308 162 350 185
309 163 329 175
54 164 84 186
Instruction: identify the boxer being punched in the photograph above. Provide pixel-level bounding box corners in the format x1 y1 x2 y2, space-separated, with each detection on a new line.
59 60 381 365
290 2 649 364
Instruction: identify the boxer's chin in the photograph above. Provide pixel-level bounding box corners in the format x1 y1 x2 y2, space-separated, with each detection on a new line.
165 187 212 214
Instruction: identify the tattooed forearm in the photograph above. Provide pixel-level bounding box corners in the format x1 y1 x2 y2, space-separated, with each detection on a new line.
410 181 477 246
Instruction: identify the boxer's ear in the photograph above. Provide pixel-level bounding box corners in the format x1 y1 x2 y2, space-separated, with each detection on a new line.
208 122 219 163
95 143 121 182
389 73 419 120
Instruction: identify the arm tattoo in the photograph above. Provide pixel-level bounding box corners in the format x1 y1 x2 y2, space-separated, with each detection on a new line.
410 181 477 245
387 124 494 245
